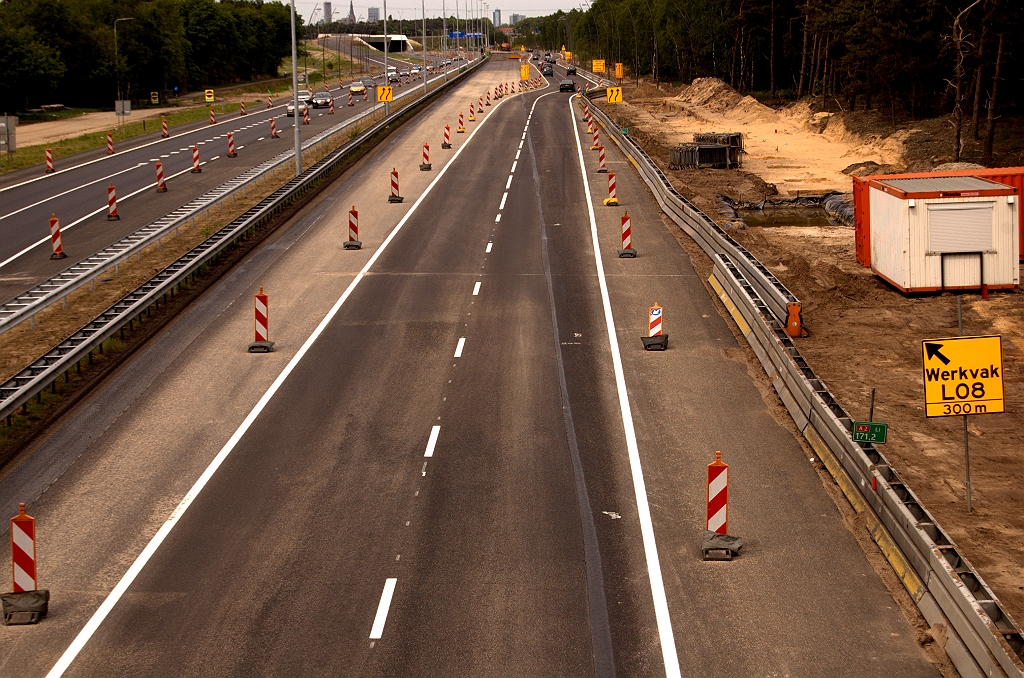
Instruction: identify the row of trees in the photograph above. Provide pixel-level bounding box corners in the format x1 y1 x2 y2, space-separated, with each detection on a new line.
521 0 1020 160
0 0 299 112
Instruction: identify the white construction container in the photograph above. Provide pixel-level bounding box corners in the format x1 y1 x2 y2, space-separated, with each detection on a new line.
867 176 1019 292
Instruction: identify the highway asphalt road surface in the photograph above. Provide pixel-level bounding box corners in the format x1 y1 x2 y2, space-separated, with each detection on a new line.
0 57 940 676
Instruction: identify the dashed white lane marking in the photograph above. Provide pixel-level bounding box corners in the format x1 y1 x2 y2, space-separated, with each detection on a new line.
521 133 526 140
423 426 441 457
472 281 481 296
515 149 521 160
160 154 169 158
257 137 265 141
237 145 245 150
369 578 398 639
454 337 466 358
505 175 513 190
511 160 517 173
519 140 524 149
0 162 146 222
499 192 508 209
486 242 493 253
569 97 681 678
495 214 501 223
170 151 179 154
209 155 221 161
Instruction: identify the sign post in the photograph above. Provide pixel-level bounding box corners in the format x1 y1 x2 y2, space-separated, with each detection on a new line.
0 116 16 165
922 333 1004 512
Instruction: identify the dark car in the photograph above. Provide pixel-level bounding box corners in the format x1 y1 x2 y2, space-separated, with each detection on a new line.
311 91 333 107
559 79 576 92
541 65 553 76
566 65 577 75
387 73 401 83
531 54 539 61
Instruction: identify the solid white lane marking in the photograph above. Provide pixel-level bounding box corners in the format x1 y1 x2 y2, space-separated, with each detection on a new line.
454 337 466 358
486 242 492 253
44 76 509 678
569 98 681 678
472 281 481 295
0 162 204 270
0 162 146 222
505 175 513 189
369 578 397 639
511 160 517 173
423 425 441 457
499 192 507 209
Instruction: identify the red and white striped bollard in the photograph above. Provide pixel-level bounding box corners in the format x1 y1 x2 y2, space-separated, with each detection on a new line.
303 106 310 125
591 128 600 150
468 103 476 122
10 504 37 592
106 132 114 154
457 112 465 133
348 91 354 107
618 211 636 257
49 214 66 259
191 145 201 173
642 302 668 349
161 118 169 138
420 143 431 171
442 124 452 148
240 101 246 116
271 117 279 138
227 131 236 157
597 145 608 173
344 206 361 249
45 148 53 173
582 102 590 121
268 93 273 108
603 172 618 206
486 91 491 106
155 160 167 192
248 286 274 352
107 182 119 220
329 97 335 114
388 168 403 203
210 107 216 125
707 451 728 534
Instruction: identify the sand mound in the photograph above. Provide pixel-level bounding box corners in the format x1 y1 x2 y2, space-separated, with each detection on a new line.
675 78 775 122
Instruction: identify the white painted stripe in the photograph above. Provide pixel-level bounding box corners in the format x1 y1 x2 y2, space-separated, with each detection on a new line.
43 81 512 678
495 214 501 223
708 506 727 532
511 160 517 173
369 578 397 639
519 140 524 149
0 163 146 222
472 281 481 296
454 337 466 358
499 192 508 209
13 563 35 591
708 469 728 500
12 522 33 558
505 175 513 190
423 425 441 458
486 242 492 253
515 149 521 160
569 97 681 678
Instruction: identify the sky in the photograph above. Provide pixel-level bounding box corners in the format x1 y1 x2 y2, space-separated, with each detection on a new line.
296 0 578 24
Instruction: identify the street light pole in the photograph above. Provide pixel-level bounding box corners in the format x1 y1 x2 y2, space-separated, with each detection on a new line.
422 0 428 95
113 17 134 127
383 0 389 115
290 0 302 175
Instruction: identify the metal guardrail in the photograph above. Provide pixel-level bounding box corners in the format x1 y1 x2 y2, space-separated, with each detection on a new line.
0 55 488 423
581 91 800 326
0 60 480 336
576 94 1024 678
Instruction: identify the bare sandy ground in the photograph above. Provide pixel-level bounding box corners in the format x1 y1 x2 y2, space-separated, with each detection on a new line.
628 78 908 195
18 108 182 147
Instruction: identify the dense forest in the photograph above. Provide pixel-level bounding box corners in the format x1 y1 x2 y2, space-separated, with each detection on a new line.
522 0 1021 159
0 0 298 112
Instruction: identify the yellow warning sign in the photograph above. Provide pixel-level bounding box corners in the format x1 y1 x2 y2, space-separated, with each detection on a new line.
592 59 606 73
376 85 393 102
564 51 572 60
614 63 624 79
606 87 623 103
204 89 215 103
520 64 531 81
150 91 160 104
922 335 1004 417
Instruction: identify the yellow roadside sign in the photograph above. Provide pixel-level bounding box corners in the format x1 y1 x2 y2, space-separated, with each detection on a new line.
150 91 159 104
565 51 572 60
922 335 1004 417
592 59 606 73
204 89 215 103
376 85 393 102
520 64 531 81
606 87 623 103
614 63 623 79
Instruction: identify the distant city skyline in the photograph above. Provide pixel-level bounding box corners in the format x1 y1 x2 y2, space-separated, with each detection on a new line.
298 1 575 24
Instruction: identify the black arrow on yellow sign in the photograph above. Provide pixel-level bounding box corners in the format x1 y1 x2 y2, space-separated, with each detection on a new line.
924 342 950 365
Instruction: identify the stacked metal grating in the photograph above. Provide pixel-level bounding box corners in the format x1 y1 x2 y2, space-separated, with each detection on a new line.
693 132 743 167
669 143 731 170
584 89 1024 678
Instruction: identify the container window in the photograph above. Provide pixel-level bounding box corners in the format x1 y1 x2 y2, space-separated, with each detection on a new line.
927 202 994 253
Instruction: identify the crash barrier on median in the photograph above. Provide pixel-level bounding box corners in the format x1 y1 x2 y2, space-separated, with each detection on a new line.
0 55 490 424
581 88 1024 678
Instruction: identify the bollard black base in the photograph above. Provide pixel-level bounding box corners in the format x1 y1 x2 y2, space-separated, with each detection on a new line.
702 530 743 561
442 143 452 149
343 240 362 250
156 186 167 193
2 590 49 625
107 214 120 221
419 163 432 171
388 196 404 203
247 341 274 353
597 168 609 173
228 152 237 158
617 248 637 258
191 168 202 173
50 252 67 260
641 335 668 350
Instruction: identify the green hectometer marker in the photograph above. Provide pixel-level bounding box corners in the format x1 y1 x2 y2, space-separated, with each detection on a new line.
852 421 887 444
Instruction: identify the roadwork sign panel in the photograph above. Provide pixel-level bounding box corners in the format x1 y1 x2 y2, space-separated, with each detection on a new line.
376 86 393 102
922 335 1003 417
204 89 215 102
520 64 530 80
592 59 606 73
606 87 622 103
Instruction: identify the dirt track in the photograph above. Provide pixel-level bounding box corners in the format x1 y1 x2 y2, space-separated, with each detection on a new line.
609 79 1024 628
